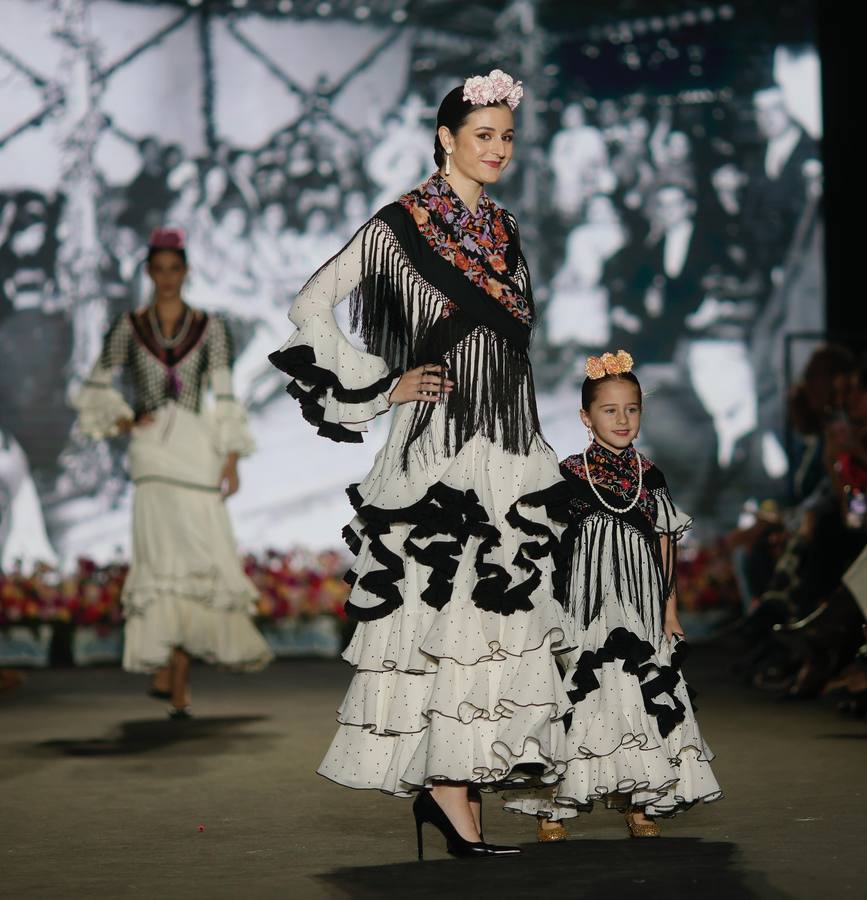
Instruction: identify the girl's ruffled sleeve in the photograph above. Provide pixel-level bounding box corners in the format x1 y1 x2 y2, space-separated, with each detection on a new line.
268 219 402 442
208 316 256 458
652 476 693 539
71 315 135 439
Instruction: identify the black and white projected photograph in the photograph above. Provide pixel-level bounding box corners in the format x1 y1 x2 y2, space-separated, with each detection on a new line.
2 2 864 897
0 0 823 567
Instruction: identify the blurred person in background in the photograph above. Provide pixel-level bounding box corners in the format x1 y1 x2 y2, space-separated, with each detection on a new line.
549 103 609 218
732 346 866 700
546 194 624 350
744 85 819 290
72 228 271 718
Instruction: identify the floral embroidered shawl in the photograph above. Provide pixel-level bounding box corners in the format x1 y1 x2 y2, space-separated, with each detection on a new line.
398 173 533 327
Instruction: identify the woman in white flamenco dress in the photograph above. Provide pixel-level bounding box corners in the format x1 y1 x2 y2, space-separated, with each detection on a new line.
73 228 272 717
270 74 574 857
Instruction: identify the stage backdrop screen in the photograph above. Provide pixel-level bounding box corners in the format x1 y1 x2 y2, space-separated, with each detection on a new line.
0 0 823 567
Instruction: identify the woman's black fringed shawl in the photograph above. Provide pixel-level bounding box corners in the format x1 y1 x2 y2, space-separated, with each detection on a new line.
359 203 540 465
273 201 541 465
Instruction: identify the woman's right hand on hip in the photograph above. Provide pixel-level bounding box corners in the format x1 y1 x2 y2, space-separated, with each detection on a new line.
388 365 454 405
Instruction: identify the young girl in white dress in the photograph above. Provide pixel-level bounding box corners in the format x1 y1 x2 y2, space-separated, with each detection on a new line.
507 350 722 837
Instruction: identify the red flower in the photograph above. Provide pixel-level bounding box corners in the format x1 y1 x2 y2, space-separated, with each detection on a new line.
454 252 471 271
488 254 507 273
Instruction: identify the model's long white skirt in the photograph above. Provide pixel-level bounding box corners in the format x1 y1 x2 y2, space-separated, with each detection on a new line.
317 400 573 796
121 403 272 673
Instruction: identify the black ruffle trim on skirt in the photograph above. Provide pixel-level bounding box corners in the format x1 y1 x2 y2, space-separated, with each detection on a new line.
566 627 696 739
342 479 562 621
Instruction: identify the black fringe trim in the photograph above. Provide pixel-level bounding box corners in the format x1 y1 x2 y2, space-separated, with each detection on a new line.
341 481 546 621
268 344 400 443
566 628 696 739
350 211 541 468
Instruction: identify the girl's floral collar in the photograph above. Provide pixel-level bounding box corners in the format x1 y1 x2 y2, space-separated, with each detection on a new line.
562 441 654 520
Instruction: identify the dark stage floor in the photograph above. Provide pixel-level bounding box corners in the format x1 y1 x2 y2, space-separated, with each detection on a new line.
1 645 864 899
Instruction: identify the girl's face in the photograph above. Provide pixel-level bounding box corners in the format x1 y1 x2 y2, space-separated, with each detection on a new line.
147 250 188 299
440 105 515 186
580 379 642 453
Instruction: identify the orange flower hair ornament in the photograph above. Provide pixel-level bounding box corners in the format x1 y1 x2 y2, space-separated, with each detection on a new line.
584 349 635 380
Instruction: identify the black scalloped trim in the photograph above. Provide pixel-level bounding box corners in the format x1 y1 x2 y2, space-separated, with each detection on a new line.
567 628 696 739
283 379 362 443
341 480 547 621
270 344 401 402
505 480 573 607
269 345 400 443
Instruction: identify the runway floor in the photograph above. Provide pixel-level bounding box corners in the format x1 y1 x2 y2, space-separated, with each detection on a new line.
1 644 864 899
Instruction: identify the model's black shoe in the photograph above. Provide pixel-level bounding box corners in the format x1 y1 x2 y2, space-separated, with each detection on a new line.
412 790 520 860
167 705 192 720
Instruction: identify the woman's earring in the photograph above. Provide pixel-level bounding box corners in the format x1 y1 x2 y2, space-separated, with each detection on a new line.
586 426 594 443
445 148 452 176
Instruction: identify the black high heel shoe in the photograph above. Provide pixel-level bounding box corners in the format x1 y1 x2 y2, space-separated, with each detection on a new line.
413 790 520 860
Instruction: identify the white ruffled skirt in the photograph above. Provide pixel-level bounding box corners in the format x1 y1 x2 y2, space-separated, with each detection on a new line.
318 401 573 795
121 403 273 673
504 523 722 819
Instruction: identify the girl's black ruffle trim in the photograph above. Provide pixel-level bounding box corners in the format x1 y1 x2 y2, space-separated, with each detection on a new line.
269 344 401 443
567 627 696 739
342 479 558 621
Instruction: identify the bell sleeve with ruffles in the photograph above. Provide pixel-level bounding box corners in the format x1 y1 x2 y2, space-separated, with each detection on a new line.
268 221 403 442
208 315 256 458
71 315 135 439
652 481 694 540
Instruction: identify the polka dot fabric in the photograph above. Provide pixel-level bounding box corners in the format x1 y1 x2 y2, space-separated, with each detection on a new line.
273 214 575 795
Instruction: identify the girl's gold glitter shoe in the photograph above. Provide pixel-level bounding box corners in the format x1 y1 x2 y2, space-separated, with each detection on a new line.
625 811 660 838
536 819 568 842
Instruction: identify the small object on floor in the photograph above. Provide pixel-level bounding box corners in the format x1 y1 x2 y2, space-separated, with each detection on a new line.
197 824 205 832
625 811 661 838
0 669 24 693
168 705 192 720
536 819 568 842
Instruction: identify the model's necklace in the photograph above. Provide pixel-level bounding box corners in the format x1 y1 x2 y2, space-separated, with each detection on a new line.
149 303 191 349
584 442 643 513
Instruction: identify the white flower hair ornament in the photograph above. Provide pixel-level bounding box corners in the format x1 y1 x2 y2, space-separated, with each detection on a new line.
462 69 524 110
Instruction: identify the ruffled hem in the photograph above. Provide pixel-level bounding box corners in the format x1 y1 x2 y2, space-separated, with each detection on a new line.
502 622 722 819
122 567 259 617
504 742 722 819
72 383 134 439
269 342 400 443
122 594 273 673
322 667 572 796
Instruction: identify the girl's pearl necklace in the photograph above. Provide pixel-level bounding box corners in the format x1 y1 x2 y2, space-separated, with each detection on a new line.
583 441 643 513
